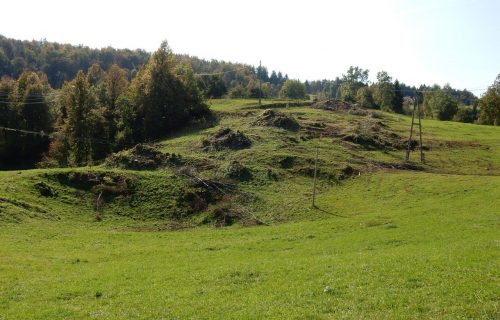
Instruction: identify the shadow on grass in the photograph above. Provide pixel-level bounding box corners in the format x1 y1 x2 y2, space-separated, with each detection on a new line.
160 115 220 141
313 205 348 218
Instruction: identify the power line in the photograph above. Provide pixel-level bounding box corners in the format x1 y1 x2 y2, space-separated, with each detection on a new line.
0 86 488 105
0 126 50 137
0 126 116 146
0 101 52 105
0 85 488 104
0 85 488 102
0 91 63 97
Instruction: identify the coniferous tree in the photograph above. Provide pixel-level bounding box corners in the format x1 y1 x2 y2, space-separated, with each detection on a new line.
0 72 52 167
201 75 226 98
117 41 208 143
106 64 129 110
0 77 17 167
269 71 278 85
64 71 97 165
392 80 404 113
104 64 129 140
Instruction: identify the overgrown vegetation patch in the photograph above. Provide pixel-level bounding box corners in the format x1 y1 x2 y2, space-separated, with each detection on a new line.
104 144 182 170
34 181 57 197
302 114 410 151
32 169 233 221
340 121 409 150
201 128 252 151
254 109 300 131
243 101 312 109
49 171 134 196
223 160 253 181
312 99 384 119
276 155 296 169
311 99 355 112
203 195 264 227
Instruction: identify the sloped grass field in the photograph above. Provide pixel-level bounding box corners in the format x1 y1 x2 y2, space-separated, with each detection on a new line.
0 99 499 319
0 173 498 319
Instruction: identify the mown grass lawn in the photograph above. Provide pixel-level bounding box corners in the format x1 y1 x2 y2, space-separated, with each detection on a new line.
1 172 498 319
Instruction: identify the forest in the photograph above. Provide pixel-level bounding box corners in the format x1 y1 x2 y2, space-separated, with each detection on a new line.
0 35 499 169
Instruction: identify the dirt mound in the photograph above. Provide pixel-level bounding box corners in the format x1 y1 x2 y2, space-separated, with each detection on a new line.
34 181 57 197
224 160 252 181
298 108 413 151
203 195 265 227
302 118 407 150
339 165 360 179
254 109 300 131
277 155 296 168
202 128 252 151
104 144 182 170
242 101 312 109
52 171 134 196
338 121 410 150
311 99 354 111
311 99 385 119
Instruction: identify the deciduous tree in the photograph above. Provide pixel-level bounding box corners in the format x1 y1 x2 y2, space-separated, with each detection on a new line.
423 87 458 121
478 74 500 125
372 71 395 112
280 80 307 99
340 66 369 102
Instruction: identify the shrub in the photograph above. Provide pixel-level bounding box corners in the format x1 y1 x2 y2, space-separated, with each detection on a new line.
453 107 475 123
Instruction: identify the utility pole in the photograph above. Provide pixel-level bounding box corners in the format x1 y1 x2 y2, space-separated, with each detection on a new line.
417 96 424 162
405 94 416 162
312 144 319 207
405 91 424 162
258 60 262 107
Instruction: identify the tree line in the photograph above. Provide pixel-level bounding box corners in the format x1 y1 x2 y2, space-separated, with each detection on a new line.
0 41 209 168
178 54 290 99
0 35 290 99
300 66 497 124
0 35 150 88
3 34 494 119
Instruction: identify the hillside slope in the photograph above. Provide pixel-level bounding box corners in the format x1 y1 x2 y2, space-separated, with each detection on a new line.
0 99 499 319
1 99 498 225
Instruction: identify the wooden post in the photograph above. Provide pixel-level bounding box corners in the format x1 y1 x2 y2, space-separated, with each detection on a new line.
417 100 424 163
258 60 262 107
95 191 103 211
405 92 417 161
312 144 319 207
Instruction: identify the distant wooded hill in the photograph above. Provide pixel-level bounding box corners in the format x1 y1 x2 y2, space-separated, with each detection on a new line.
0 35 289 98
0 35 481 105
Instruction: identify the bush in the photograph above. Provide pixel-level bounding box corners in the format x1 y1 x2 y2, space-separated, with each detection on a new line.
280 80 307 99
453 107 475 123
228 84 247 98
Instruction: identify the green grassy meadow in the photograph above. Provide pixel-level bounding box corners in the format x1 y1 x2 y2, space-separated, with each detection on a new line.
0 99 499 319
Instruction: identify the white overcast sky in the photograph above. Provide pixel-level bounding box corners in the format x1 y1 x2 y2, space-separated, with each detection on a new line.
1 0 499 94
